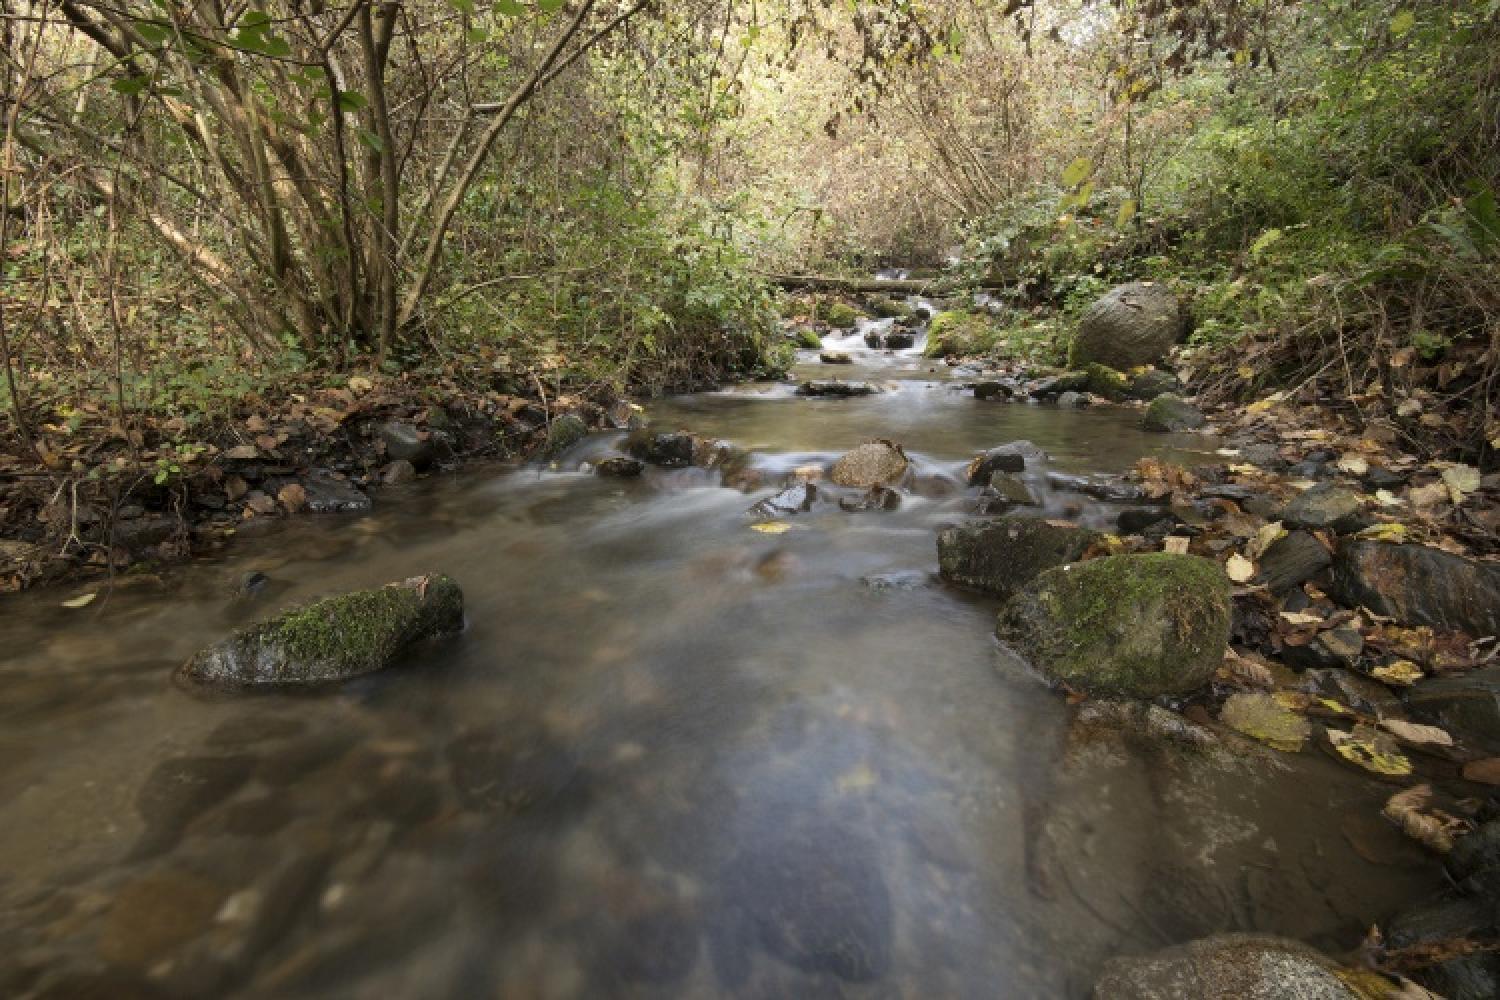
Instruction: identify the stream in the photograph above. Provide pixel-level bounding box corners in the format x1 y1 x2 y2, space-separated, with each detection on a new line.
0 318 1441 997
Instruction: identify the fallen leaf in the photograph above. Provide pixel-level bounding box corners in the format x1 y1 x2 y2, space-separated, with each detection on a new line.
1336 453 1369 476
1357 522 1407 543
244 492 277 516
1372 660 1424 687
348 375 373 393
224 445 259 460
61 592 97 608
1382 784 1466 853
1222 648 1275 688
277 483 308 513
1379 718 1454 748
1225 552 1256 583
750 522 791 534
1163 536 1190 555
1328 724 1413 776
1440 463 1480 505
1281 611 1325 626
1221 691 1310 752
245 415 270 433
1461 758 1500 785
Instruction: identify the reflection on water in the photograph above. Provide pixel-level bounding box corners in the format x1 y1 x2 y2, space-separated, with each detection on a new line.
0 352 1437 997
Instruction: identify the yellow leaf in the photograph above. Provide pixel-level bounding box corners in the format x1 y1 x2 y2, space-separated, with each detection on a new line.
348 375 373 394
1115 198 1138 227
1357 522 1407 543
1221 692 1309 752
836 763 878 792
1372 660 1424 687
61 592 97 609
1328 725 1412 776
1247 521 1286 560
750 522 791 534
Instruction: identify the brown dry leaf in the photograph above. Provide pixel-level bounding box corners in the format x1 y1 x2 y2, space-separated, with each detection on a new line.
1163 536 1190 555
1409 481 1448 511
1440 463 1481 505
245 414 270 433
225 475 249 502
1382 784 1467 853
1379 718 1454 749
255 434 283 453
224 444 259 460
277 483 308 513
1280 610 1325 626
1222 648 1275 688
244 492 276 516
1461 758 1500 785
1372 660 1424 687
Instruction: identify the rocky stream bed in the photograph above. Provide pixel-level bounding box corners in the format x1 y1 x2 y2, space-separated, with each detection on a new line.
2 285 1499 998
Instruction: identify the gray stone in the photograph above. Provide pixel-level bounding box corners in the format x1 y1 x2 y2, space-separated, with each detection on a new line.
1126 368 1183 401
830 440 908 488
1056 390 1087 408
1407 666 1500 753
1093 933 1361 999
966 440 1046 485
749 482 817 518
300 471 371 514
543 413 589 458
376 421 436 469
380 460 417 485
595 457 645 478
987 472 1039 507
1256 530 1332 594
1282 483 1364 533
796 380 876 397
627 429 697 467
1330 540 1500 635
819 351 853 364
1071 282 1184 370
937 517 1099 600
181 574 464 687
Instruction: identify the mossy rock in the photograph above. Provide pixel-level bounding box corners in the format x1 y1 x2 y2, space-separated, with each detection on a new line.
1083 363 1128 400
1069 281 1184 369
182 574 464 687
937 517 1099 600
923 311 1003 358
868 295 913 319
543 413 589 457
793 327 824 350
820 301 861 329
1126 367 1182 401
997 553 1231 698
1142 393 1206 432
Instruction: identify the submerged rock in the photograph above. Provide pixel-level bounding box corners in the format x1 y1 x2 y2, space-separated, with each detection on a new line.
974 380 1012 400
997 553 1231 698
986 472 1039 508
937 517 1099 600
377 421 438 469
1093 933 1364 999
595 456 645 478
182 574 464 687
1070 281 1184 370
1406 666 1500 753
830 440 908 488
1141 393 1205 432
796 380 876 397
627 429 698 467
819 351 853 364
837 486 901 512
1330 540 1500 635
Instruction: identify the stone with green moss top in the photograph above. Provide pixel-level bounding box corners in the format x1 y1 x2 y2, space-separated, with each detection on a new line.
1142 393 1206 432
997 552 1231 698
820 301 861 329
923 310 1004 358
938 517 1099 600
868 295 913 319
1083 363 1128 400
182 574 464 687
792 327 823 349
543 413 588 457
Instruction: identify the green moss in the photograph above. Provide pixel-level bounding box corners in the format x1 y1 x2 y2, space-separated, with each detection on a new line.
868 295 913 319
1142 393 1206 432
793 327 823 349
998 553 1231 697
821 301 860 328
923 310 1003 358
1083 363 1128 400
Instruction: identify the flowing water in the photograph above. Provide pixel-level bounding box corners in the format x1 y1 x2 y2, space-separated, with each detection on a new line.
0 326 1439 998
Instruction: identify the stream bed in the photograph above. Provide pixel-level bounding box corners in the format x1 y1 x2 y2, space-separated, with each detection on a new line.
0 331 1441 997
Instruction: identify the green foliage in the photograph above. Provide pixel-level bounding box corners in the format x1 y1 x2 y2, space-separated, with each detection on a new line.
819 301 860 328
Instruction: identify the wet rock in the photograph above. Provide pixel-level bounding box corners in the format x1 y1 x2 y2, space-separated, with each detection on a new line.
1237 442 1286 469
1256 530 1333 594
133 755 254 856
1142 393 1206 432
605 399 647 431
829 439 908 488
1093 933 1363 999
1046 472 1149 503
1283 627 1363 670
446 726 583 815
594 907 700 986
1074 700 1217 750
377 421 437 469
1330 540 1500 635
861 571 928 591
1448 819 1500 895
728 820 891 982
1056 390 1087 408
966 440 1045 485
1118 509 1181 535
595 456 644 478
1083 363 1129 400
937 517 1099 599
1407 666 1500 753
796 380 876 397
1281 483 1365 533
99 871 229 969
1387 896 1500 1000
837 486 901 512
299 471 371 514
986 472 1039 507
863 328 914 350
974 380 1011 400
380 459 417 485
997 553 1232 698
1298 668 1401 719
236 571 271 599
750 482 818 517
819 351 853 364
181 574 464 687
1126 368 1183 401
113 516 178 548
1070 281 1184 370
543 413 589 458
627 430 697 467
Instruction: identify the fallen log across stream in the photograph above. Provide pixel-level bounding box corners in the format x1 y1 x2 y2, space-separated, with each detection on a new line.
766 273 1006 295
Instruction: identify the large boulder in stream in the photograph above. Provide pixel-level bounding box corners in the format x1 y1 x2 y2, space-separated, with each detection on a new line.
1070 282 1184 370
937 518 1099 600
830 440 909 488
1093 933 1367 999
997 553 1231 698
1141 393 1205 432
182 574 464 687
1330 540 1500 636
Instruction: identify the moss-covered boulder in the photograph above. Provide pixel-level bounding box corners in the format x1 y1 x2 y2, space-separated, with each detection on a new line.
820 301 860 329
1126 367 1182 401
792 327 823 349
182 574 464 687
923 311 1003 358
1070 281 1183 369
1142 393 1206 432
543 413 588 457
997 553 1231 698
1083 363 1129 400
868 295 913 319
937 518 1099 600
